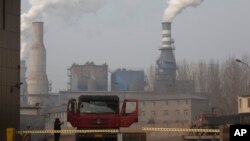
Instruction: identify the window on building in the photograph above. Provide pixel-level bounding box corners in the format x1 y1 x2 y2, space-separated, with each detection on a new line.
248 98 250 108
141 111 145 116
239 99 242 108
184 110 188 116
177 100 180 105
176 110 180 116
163 110 168 116
165 100 168 105
151 110 156 116
140 102 144 107
152 101 156 106
148 118 155 124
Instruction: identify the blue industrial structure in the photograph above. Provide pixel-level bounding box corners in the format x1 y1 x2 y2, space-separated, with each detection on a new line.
111 69 145 91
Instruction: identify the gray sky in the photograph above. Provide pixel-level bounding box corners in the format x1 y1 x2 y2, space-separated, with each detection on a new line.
21 0 250 92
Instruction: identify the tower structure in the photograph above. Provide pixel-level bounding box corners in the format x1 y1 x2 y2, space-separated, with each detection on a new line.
155 22 177 94
27 22 49 95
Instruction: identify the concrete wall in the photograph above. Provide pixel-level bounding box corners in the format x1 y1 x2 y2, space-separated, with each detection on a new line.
0 0 20 140
20 106 41 115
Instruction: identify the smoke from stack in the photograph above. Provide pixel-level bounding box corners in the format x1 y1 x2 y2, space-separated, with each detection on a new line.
21 0 106 60
163 0 204 22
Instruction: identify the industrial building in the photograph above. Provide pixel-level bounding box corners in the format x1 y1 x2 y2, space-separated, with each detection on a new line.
0 0 20 140
111 69 145 91
67 62 108 91
42 92 208 130
19 19 210 141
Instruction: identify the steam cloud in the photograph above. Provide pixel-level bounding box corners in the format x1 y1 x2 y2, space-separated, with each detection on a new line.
163 0 204 22
21 0 105 60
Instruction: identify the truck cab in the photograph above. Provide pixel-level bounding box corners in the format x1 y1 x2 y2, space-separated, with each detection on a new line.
67 95 138 141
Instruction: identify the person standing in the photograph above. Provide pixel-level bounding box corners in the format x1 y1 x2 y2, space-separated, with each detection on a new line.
54 118 64 141
21 126 31 141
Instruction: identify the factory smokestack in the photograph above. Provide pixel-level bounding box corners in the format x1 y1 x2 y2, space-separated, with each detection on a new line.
163 0 204 22
155 22 177 94
27 22 49 94
21 0 106 60
161 22 172 48
155 0 203 94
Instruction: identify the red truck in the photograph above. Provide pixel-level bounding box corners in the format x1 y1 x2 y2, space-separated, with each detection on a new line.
67 95 139 141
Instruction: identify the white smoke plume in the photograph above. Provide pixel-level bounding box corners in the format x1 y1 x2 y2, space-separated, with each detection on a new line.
163 0 204 22
21 0 105 60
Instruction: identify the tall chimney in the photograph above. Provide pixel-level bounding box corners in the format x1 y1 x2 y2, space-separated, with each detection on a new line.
154 22 177 94
27 22 49 95
162 22 172 48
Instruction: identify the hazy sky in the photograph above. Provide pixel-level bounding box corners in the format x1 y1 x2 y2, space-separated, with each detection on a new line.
21 0 250 92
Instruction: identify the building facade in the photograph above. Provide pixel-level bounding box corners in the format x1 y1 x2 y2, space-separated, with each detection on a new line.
0 0 20 140
238 95 250 113
67 62 108 91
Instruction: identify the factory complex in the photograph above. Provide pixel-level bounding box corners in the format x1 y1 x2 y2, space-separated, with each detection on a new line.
19 21 209 141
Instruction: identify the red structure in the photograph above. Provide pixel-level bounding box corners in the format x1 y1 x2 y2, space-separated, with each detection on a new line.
67 95 138 141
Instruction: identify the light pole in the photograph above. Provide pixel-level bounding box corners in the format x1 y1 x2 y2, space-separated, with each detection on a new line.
235 59 250 95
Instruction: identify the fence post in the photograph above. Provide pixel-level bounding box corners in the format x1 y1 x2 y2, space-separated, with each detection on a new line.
6 128 15 141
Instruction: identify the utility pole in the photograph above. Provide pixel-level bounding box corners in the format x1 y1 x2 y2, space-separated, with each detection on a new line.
235 59 250 95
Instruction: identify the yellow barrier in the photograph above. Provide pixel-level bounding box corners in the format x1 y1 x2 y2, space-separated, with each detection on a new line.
17 129 119 134
14 127 219 136
142 127 220 133
6 128 15 141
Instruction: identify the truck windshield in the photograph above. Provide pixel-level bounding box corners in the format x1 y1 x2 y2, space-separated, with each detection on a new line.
80 101 118 114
